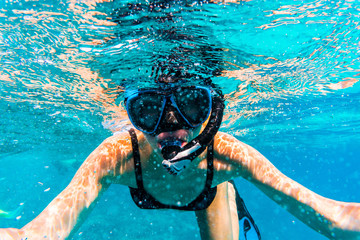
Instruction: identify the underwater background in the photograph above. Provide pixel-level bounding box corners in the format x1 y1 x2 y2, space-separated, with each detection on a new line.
1 0 360 239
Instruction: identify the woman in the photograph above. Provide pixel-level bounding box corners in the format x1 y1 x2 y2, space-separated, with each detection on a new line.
1 77 360 240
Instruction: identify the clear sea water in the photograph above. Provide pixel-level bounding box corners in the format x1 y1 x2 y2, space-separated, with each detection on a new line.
1 0 360 239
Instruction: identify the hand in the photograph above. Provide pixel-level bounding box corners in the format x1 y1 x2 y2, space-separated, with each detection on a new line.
162 159 191 175
0 228 24 240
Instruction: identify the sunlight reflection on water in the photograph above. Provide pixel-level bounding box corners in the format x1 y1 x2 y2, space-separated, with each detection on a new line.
0 0 359 148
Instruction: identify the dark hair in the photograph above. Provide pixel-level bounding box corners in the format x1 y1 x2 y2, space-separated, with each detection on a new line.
104 0 225 99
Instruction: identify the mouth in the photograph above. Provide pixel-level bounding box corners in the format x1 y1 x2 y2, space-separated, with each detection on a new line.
157 138 187 150
157 138 186 160
156 130 190 150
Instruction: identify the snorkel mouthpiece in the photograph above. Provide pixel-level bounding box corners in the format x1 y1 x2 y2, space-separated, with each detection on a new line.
160 140 182 160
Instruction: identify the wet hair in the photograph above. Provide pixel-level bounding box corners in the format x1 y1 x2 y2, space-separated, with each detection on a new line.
150 44 223 82
107 0 225 100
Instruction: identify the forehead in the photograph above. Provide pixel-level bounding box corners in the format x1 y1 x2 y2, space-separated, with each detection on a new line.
124 85 211 97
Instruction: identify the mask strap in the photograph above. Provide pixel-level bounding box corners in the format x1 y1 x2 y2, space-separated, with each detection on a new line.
161 95 224 162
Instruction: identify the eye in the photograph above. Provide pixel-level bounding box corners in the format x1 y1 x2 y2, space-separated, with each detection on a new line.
127 94 165 131
174 88 211 125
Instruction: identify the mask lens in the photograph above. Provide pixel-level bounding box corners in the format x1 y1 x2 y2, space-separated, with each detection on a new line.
174 87 211 126
126 93 165 133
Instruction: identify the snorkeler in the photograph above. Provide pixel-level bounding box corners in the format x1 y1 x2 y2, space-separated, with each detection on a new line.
1 77 360 240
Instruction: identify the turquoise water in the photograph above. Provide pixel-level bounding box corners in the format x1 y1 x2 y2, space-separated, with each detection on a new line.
1 0 360 239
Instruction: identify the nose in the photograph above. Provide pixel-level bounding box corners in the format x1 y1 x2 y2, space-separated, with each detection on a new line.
156 103 185 133
164 107 180 124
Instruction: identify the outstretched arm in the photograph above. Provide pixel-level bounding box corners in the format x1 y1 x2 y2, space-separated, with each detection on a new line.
214 132 360 240
0 132 133 240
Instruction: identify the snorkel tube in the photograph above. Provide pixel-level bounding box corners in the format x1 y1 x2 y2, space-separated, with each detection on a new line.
162 94 224 173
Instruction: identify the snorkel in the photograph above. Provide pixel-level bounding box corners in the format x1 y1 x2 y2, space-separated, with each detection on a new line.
161 93 224 174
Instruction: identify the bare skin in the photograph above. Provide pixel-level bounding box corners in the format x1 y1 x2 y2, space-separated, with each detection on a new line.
1 129 360 240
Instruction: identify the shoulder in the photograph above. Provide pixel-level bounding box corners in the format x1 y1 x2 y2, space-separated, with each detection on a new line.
96 129 148 156
84 131 132 163
102 129 147 146
213 131 253 160
211 131 260 185
96 129 150 187
213 131 240 154
83 131 135 180
214 131 238 143
101 130 132 147
97 129 152 165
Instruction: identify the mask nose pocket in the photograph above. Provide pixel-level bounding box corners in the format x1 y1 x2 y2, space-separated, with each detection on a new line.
164 108 180 124
157 103 188 133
